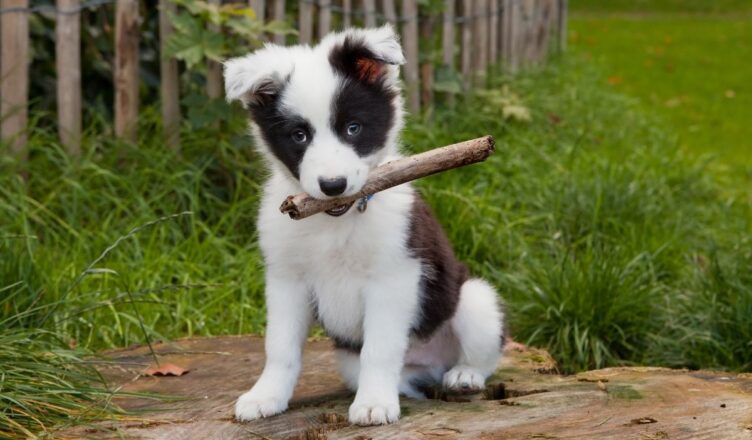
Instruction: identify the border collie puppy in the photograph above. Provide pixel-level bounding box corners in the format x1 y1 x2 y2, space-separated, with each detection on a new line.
224 25 505 426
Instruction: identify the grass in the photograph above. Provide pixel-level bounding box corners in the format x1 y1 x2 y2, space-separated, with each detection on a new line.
1 55 751 435
570 2 752 171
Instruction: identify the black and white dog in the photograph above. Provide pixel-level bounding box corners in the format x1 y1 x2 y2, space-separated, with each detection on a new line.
224 25 505 426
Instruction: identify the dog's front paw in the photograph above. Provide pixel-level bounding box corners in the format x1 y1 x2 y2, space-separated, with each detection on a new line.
443 365 486 393
234 391 288 422
348 398 400 426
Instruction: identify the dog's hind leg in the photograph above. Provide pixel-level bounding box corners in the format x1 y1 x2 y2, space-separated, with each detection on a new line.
336 348 440 399
443 278 504 392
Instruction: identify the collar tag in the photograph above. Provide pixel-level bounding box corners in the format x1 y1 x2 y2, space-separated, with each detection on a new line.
356 194 374 213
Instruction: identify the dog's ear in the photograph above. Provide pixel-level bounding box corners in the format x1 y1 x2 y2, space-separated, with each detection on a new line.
224 45 294 108
326 24 405 85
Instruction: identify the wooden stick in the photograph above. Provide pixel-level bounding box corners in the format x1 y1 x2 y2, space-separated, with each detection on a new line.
280 136 495 220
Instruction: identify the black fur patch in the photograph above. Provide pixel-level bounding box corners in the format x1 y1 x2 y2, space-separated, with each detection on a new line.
332 335 362 353
248 83 313 179
329 36 398 157
408 195 469 339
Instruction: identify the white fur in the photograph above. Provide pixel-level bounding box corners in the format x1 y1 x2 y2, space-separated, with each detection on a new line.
227 26 504 426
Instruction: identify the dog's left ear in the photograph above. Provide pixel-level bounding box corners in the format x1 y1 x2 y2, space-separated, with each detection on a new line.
326 24 405 85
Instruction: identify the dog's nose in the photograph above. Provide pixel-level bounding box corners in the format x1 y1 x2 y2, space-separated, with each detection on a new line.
318 176 347 196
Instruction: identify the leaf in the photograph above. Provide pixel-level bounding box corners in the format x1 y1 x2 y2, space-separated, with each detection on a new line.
143 362 189 377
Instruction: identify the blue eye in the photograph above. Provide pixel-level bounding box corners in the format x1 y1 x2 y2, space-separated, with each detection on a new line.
346 122 362 136
291 129 307 143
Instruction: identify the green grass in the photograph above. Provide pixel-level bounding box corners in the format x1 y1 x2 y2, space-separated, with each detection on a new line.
570 7 752 171
571 0 752 14
2 55 752 436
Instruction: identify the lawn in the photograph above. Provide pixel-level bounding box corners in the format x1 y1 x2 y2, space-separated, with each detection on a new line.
570 1 752 172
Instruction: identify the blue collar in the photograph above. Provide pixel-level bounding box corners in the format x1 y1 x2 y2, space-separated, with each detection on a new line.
356 194 375 213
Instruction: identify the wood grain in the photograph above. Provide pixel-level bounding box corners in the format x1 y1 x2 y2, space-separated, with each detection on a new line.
114 0 139 142
1 0 29 161
363 0 376 27
280 136 496 220
56 0 82 156
298 0 314 44
67 335 752 439
272 0 286 44
318 0 332 38
159 0 180 150
401 0 420 113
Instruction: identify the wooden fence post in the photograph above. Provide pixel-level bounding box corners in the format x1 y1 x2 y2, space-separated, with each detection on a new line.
442 0 455 70
380 0 396 24
1 0 29 162
56 0 82 156
460 0 472 91
273 0 286 44
473 0 488 79
342 0 352 28
159 0 180 150
299 0 313 44
401 0 420 113
318 0 332 39
207 0 223 109
419 13 434 110
442 0 455 105
250 0 266 21
489 0 498 68
363 0 376 28
114 0 139 142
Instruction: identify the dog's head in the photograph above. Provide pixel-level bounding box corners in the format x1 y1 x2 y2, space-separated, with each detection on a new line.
225 25 405 199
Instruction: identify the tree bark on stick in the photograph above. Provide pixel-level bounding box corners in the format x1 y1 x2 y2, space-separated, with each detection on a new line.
280 136 495 220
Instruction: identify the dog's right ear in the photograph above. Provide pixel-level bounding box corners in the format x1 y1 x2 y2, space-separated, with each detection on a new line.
224 45 294 108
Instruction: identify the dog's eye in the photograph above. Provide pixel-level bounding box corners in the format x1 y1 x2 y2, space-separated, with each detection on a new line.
291 129 307 143
346 122 362 136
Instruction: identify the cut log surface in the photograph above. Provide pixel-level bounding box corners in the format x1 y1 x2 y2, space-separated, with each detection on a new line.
76 336 752 439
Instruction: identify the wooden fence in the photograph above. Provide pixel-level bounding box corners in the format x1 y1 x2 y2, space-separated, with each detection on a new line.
0 0 567 161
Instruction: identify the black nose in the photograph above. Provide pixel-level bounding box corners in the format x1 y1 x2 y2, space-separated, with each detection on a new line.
318 176 347 196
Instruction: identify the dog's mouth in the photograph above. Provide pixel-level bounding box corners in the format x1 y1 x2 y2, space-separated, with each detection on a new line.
324 202 355 217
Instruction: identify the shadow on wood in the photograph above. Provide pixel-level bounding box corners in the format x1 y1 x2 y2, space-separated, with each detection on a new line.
79 336 752 439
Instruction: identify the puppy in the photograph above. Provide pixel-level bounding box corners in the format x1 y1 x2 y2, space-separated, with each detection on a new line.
224 25 505 426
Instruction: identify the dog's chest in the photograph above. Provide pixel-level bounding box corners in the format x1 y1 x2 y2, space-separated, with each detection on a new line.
260 187 416 341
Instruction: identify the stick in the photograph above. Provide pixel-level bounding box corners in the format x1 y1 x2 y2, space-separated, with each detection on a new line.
279 135 495 220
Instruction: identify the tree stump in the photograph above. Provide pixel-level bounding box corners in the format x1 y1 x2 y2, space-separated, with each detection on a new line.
80 336 752 439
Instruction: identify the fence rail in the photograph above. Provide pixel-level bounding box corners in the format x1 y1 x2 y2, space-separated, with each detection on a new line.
0 0 567 161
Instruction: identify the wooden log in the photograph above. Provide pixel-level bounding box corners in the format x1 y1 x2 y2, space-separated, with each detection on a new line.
56 0 82 156
363 0 376 27
298 0 314 44
342 0 352 28
114 0 139 142
280 136 495 220
73 335 752 439
159 0 180 150
1 0 29 162
401 0 420 113
460 0 473 91
249 0 266 21
318 0 332 39
380 0 396 24
272 0 286 44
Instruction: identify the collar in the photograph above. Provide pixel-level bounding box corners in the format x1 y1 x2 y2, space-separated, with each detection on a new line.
324 194 374 217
